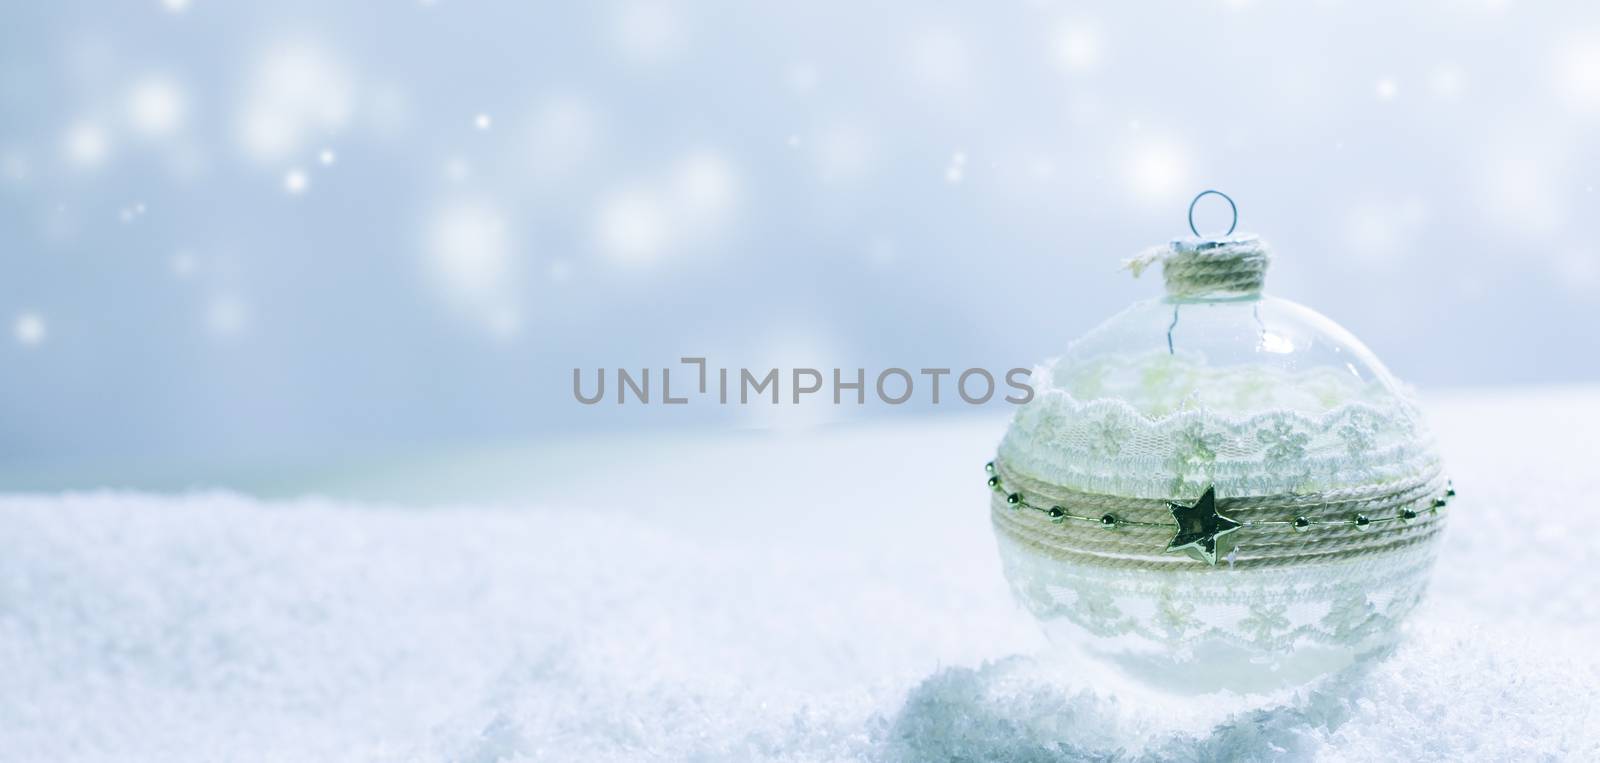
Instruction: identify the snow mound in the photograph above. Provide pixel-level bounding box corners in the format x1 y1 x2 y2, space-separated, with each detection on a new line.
2 391 1599 760
888 624 1598 762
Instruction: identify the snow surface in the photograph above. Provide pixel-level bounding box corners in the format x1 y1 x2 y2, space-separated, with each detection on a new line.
2 388 1598 761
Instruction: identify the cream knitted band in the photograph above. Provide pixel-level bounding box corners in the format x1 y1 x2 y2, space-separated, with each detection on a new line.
986 458 1452 571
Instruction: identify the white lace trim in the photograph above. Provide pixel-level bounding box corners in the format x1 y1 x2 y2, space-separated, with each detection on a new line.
995 528 1437 653
999 357 1439 499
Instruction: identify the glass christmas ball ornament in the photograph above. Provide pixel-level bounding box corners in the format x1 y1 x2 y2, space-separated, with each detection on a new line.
988 193 1452 696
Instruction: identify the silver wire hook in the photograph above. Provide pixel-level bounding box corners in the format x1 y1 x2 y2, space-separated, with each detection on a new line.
1187 189 1237 237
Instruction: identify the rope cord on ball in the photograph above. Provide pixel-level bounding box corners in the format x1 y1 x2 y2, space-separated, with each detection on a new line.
984 458 1453 570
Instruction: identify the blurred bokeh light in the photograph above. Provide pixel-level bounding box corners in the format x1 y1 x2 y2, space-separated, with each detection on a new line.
1 0 1596 472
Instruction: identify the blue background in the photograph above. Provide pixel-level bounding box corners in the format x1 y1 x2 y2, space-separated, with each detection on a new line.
2 0 1596 479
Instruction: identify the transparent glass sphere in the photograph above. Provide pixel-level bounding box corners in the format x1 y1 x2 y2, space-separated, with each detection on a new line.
1055 292 1421 426
993 284 1443 697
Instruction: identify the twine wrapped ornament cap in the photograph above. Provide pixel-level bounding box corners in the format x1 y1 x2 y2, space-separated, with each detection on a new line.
1124 235 1272 299
988 191 1450 694
1124 189 1271 299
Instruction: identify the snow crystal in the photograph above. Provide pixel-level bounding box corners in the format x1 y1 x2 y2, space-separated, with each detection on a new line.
906 27 974 93
425 199 514 301
125 75 188 138
945 151 967 184
62 121 111 169
13 313 46 346
1429 64 1466 100
592 150 739 265
237 44 353 163
610 1 687 64
672 151 737 231
421 198 526 336
204 293 249 336
787 62 820 94
1122 138 1191 204
1053 20 1104 74
522 95 600 179
283 168 309 194
170 251 199 278
1555 33 1600 113
1 149 26 182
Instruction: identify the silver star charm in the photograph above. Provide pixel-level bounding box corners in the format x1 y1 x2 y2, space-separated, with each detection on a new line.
1164 485 1242 565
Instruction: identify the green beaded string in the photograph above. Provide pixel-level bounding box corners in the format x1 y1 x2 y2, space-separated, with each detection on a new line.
984 460 1452 533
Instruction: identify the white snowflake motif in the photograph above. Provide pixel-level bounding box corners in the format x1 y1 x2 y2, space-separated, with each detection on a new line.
1336 409 1380 457
1383 580 1428 622
1013 400 1045 430
1029 402 1066 443
1257 419 1309 463
1010 576 1064 618
1155 588 1200 639
1238 602 1291 643
1073 588 1124 635
1085 415 1130 458
1173 420 1223 466
1320 590 1377 640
